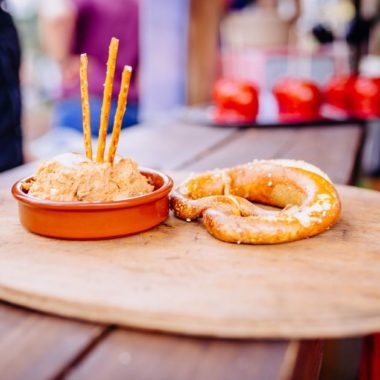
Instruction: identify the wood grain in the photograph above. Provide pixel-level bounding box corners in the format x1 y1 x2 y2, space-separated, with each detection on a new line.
0 303 103 380
66 330 291 380
290 340 323 380
181 128 298 171
1 184 380 339
185 126 363 184
276 125 363 185
116 122 236 170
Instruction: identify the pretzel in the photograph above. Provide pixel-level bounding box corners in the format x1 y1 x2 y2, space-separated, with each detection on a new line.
96 37 119 162
79 53 92 160
170 160 341 244
107 66 132 163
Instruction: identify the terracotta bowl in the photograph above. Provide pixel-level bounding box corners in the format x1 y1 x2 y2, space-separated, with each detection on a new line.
12 168 173 240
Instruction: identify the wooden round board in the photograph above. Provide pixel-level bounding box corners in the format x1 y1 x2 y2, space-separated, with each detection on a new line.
1 184 380 339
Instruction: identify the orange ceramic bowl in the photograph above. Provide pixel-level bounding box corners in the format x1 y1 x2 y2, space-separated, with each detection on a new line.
12 168 173 240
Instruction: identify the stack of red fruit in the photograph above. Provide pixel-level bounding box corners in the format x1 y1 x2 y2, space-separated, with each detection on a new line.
212 75 380 124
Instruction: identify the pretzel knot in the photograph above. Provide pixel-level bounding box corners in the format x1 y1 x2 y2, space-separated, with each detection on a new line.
170 160 341 244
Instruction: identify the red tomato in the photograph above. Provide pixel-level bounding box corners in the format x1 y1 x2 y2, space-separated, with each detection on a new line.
324 75 356 111
213 79 259 122
273 78 321 122
349 76 380 118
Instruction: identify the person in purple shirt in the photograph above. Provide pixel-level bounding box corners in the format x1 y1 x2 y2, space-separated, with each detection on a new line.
40 0 139 135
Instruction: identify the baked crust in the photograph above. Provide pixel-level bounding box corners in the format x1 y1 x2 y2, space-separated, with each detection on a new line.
170 160 341 244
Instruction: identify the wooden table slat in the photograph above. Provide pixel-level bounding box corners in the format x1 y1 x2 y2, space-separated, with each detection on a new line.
185 125 363 185
0 304 105 380
183 128 298 171
111 122 236 171
274 125 363 185
66 330 290 380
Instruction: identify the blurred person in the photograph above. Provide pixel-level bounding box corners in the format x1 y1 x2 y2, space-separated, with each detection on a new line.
0 0 23 171
39 0 139 135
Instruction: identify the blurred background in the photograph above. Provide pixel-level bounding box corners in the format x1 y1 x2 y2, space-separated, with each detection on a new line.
3 0 380 166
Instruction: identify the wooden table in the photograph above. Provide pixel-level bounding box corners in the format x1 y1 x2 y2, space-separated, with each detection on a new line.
0 121 364 380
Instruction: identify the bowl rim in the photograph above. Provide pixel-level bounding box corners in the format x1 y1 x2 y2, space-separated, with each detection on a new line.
12 167 173 210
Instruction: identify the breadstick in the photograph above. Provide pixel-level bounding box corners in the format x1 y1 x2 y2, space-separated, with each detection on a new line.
107 66 132 164
79 53 92 160
96 37 119 162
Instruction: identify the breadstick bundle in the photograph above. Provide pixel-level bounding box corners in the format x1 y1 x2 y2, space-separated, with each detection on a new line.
79 37 132 164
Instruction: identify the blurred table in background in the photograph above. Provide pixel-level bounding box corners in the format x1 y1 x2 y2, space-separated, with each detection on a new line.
0 119 366 380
